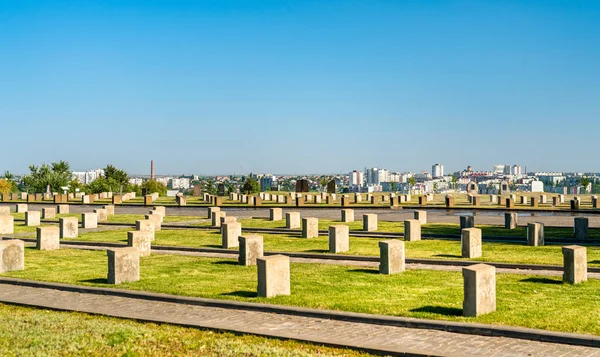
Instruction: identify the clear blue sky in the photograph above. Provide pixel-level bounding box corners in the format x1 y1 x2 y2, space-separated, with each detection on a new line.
1 1 598 175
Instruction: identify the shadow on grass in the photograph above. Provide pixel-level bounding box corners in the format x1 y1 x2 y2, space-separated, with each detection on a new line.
304 249 329 253
221 290 256 298
204 244 223 248
348 268 379 275
212 260 238 266
434 254 462 258
80 278 108 284
520 277 562 285
410 306 463 316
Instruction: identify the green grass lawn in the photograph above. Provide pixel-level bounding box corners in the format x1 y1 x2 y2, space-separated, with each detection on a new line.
65 229 600 267
4 248 600 336
238 218 598 239
11 212 204 225
0 303 369 357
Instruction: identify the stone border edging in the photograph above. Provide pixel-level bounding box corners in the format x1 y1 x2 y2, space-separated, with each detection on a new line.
0 277 598 348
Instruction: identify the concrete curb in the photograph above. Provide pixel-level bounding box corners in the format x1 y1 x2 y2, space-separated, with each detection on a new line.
0 277 598 348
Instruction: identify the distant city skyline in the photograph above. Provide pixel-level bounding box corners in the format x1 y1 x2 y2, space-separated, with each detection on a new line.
1 1 599 174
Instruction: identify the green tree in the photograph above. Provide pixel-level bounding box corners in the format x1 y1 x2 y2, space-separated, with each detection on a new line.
23 161 71 193
243 178 260 194
581 176 591 193
141 180 167 196
408 177 416 193
203 179 216 195
103 165 129 193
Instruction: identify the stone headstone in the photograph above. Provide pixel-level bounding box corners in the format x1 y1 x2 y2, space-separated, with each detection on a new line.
295 179 309 193
379 240 405 274
257 255 290 298
42 207 56 219
94 208 108 222
25 211 40 226
0 215 14 234
222 222 242 249
238 235 263 266
0 207 9 216
107 247 140 284
445 195 454 208
404 219 421 241
207 206 220 219
286 212 301 229
326 180 336 194
0 239 24 273
211 211 226 227
461 228 482 258
527 222 544 246
328 225 349 253
36 227 60 250
217 183 225 196
144 214 162 231
127 231 153 257
462 264 496 317
571 199 580 210
341 209 354 223
459 216 474 230
269 208 282 221
302 217 319 238
505 212 517 229
530 197 538 208
57 204 69 214
59 217 78 238
363 214 377 232
574 217 588 240
16 204 27 213
506 198 514 209
82 212 98 229
562 245 587 284
135 220 155 240
103 205 115 216
413 210 427 224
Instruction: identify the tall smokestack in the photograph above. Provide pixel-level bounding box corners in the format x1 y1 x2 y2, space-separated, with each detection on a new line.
151 160 155 181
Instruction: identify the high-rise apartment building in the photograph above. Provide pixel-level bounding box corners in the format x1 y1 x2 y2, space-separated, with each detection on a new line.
432 163 444 178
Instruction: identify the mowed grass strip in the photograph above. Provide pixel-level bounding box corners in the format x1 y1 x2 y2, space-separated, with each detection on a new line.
0 303 371 357
4 248 600 335
66 229 600 267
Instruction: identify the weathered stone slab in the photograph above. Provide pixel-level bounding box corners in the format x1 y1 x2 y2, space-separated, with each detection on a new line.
0 215 14 234
562 245 587 284
302 217 319 238
506 198 515 209
207 206 220 219
59 217 78 238
57 205 70 214
328 225 349 253
461 228 482 258
25 211 40 226
238 235 263 266
144 214 162 231
16 204 27 213
527 222 544 246
103 205 115 216
413 210 427 224
257 255 290 298
363 214 378 232
269 208 282 221
36 227 60 250
404 219 421 242
94 208 108 222
82 212 98 229
286 212 301 229
0 207 9 215
211 211 226 227
341 209 354 223
135 220 155 240
0 239 24 273
127 231 153 257
574 217 589 240
379 240 405 274
459 216 475 230
504 212 517 229
222 222 242 248
107 247 140 284
41 208 55 219
463 264 496 317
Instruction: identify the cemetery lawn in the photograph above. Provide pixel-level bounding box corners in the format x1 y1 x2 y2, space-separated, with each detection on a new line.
6 248 600 336
67 229 600 267
237 219 600 239
0 303 371 357
11 213 205 225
